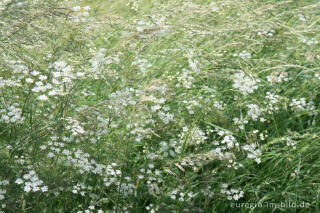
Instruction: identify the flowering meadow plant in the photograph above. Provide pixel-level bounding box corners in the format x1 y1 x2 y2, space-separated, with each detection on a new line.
0 0 319 212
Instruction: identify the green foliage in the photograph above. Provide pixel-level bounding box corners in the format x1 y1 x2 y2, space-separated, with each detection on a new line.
0 0 319 212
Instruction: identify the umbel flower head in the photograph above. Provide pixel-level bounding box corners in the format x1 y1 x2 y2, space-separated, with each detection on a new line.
233 72 260 95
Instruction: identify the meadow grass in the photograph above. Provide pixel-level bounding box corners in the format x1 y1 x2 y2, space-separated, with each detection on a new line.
0 0 320 212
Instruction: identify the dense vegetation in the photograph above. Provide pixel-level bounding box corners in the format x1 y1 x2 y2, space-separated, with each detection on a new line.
0 0 320 212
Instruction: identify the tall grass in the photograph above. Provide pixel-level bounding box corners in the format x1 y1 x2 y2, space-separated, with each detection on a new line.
0 0 319 212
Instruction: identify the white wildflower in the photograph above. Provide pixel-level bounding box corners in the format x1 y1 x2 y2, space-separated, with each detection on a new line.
233 72 259 95
37 95 48 101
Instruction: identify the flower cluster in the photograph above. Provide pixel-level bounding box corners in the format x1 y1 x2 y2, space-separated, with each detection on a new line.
290 97 316 112
15 170 48 193
65 117 86 136
169 187 196 202
213 100 226 111
89 48 120 79
71 5 91 23
146 203 159 213
0 103 25 124
233 117 249 130
282 136 297 149
247 104 263 121
132 58 152 74
179 126 208 146
176 68 195 89
242 143 262 163
233 72 260 95
266 71 289 84
0 180 9 201
220 184 244 201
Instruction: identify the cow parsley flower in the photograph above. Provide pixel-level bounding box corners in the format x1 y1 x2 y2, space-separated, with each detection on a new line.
233 72 259 95
242 143 262 163
247 104 263 121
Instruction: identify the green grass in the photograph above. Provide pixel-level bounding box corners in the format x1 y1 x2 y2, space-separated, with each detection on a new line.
0 0 320 212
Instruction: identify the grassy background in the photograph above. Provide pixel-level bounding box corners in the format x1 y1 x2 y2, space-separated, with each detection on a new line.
0 0 320 212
